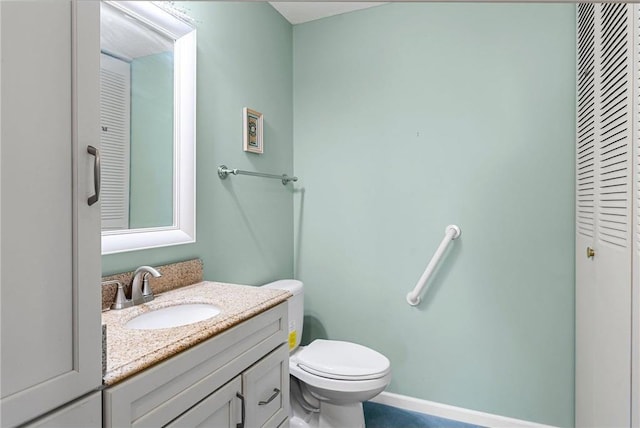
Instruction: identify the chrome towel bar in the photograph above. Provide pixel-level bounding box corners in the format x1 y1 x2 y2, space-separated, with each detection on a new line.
218 165 298 185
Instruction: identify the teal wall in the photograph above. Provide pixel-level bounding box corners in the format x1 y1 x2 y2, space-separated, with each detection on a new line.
102 2 294 285
130 51 174 229
292 3 575 427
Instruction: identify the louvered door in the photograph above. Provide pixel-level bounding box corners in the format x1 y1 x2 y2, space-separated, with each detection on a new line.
100 53 131 230
576 4 634 427
595 4 633 426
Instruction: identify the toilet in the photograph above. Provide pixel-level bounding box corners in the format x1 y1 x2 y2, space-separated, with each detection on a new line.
262 280 391 428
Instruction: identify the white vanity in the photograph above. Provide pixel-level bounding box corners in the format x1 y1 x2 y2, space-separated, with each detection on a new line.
102 281 290 428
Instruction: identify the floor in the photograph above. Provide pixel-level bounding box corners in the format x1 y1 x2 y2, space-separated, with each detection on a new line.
363 402 484 428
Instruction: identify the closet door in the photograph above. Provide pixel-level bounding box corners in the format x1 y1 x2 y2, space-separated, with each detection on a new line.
576 3 634 427
594 4 633 426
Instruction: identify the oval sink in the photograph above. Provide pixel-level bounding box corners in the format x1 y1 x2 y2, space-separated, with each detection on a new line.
124 303 221 330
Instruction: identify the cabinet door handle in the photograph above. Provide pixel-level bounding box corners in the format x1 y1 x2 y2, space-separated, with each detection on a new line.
258 388 281 406
587 247 595 258
87 145 100 206
236 392 245 428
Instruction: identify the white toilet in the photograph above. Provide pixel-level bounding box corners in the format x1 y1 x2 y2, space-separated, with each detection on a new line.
262 280 391 428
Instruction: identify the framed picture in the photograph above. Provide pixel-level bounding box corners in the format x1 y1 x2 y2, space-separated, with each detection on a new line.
243 107 263 154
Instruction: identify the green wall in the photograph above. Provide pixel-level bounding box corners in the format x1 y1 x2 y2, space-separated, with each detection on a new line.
292 3 575 427
129 51 174 229
102 2 294 285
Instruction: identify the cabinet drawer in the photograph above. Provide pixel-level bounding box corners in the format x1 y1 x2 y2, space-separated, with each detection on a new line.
243 344 289 428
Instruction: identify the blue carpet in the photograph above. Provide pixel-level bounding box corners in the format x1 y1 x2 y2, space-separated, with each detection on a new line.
363 402 484 428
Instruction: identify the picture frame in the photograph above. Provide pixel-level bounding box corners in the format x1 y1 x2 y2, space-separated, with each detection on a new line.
243 107 263 154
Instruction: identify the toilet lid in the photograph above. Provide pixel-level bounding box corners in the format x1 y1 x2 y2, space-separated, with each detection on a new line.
296 340 390 380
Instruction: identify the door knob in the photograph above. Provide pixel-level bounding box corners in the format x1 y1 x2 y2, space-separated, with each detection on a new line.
587 247 595 258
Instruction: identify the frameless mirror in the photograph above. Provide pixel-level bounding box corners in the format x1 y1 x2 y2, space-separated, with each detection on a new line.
100 1 196 254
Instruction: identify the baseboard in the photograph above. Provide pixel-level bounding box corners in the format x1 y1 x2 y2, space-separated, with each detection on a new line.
370 392 558 428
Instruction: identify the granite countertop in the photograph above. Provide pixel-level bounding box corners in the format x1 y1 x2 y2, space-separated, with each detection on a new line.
102 281 290 386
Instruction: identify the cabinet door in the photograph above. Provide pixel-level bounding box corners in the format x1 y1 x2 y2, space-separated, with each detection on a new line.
165 377 242 428
0 1 101 426
243 344 290 428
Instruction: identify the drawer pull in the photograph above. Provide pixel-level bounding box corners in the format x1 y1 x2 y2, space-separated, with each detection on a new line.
258 388 281 406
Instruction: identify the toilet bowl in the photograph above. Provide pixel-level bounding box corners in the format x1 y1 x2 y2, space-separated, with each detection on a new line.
262 280 391 428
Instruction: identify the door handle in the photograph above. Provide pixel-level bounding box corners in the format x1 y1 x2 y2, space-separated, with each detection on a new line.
236 392 245 428
587 247 595 258
87 145 100 206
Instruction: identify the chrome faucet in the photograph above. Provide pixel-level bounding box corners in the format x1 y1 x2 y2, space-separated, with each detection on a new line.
131 266 162 305
106 266 162 310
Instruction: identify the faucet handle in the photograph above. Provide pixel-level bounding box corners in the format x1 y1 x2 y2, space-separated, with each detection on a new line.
112 283 132 309
142 273 154 302
140 268 161 303
102 280 132 310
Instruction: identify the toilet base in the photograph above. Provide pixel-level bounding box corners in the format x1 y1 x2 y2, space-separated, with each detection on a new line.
290 416 312 428
290 380 366 428
290 402 364 428
318 401 364 428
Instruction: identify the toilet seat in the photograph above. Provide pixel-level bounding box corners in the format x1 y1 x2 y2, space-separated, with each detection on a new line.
295 340 391 381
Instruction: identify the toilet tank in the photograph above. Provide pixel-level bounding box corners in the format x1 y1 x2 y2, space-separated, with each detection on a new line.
262 279 303 352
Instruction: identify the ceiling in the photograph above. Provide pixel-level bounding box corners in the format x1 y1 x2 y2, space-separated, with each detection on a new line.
269 2 384 25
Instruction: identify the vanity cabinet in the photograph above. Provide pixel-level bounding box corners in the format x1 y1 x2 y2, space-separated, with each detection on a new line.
0 1 102 427
103 303 290 428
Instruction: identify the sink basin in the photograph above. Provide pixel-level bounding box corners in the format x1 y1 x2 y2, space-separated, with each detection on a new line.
124 303 221 330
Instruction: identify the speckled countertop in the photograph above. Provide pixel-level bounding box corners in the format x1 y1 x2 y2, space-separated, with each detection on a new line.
102 281 290 386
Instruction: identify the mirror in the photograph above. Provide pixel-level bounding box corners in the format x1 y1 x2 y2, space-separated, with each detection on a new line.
100 1 196 254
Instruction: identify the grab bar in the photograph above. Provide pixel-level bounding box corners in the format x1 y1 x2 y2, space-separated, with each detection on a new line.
218 165 297 185
406 225 461 306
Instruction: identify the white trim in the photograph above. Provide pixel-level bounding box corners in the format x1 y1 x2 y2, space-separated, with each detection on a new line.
370 392 557 428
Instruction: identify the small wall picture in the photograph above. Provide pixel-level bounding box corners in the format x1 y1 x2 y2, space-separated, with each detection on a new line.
243 107 263 154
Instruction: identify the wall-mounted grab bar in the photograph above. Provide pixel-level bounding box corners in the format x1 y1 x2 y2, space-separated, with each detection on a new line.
406 225 461 306
218 165 297 186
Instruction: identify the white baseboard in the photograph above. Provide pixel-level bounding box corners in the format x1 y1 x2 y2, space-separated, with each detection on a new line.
370 392 558 428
